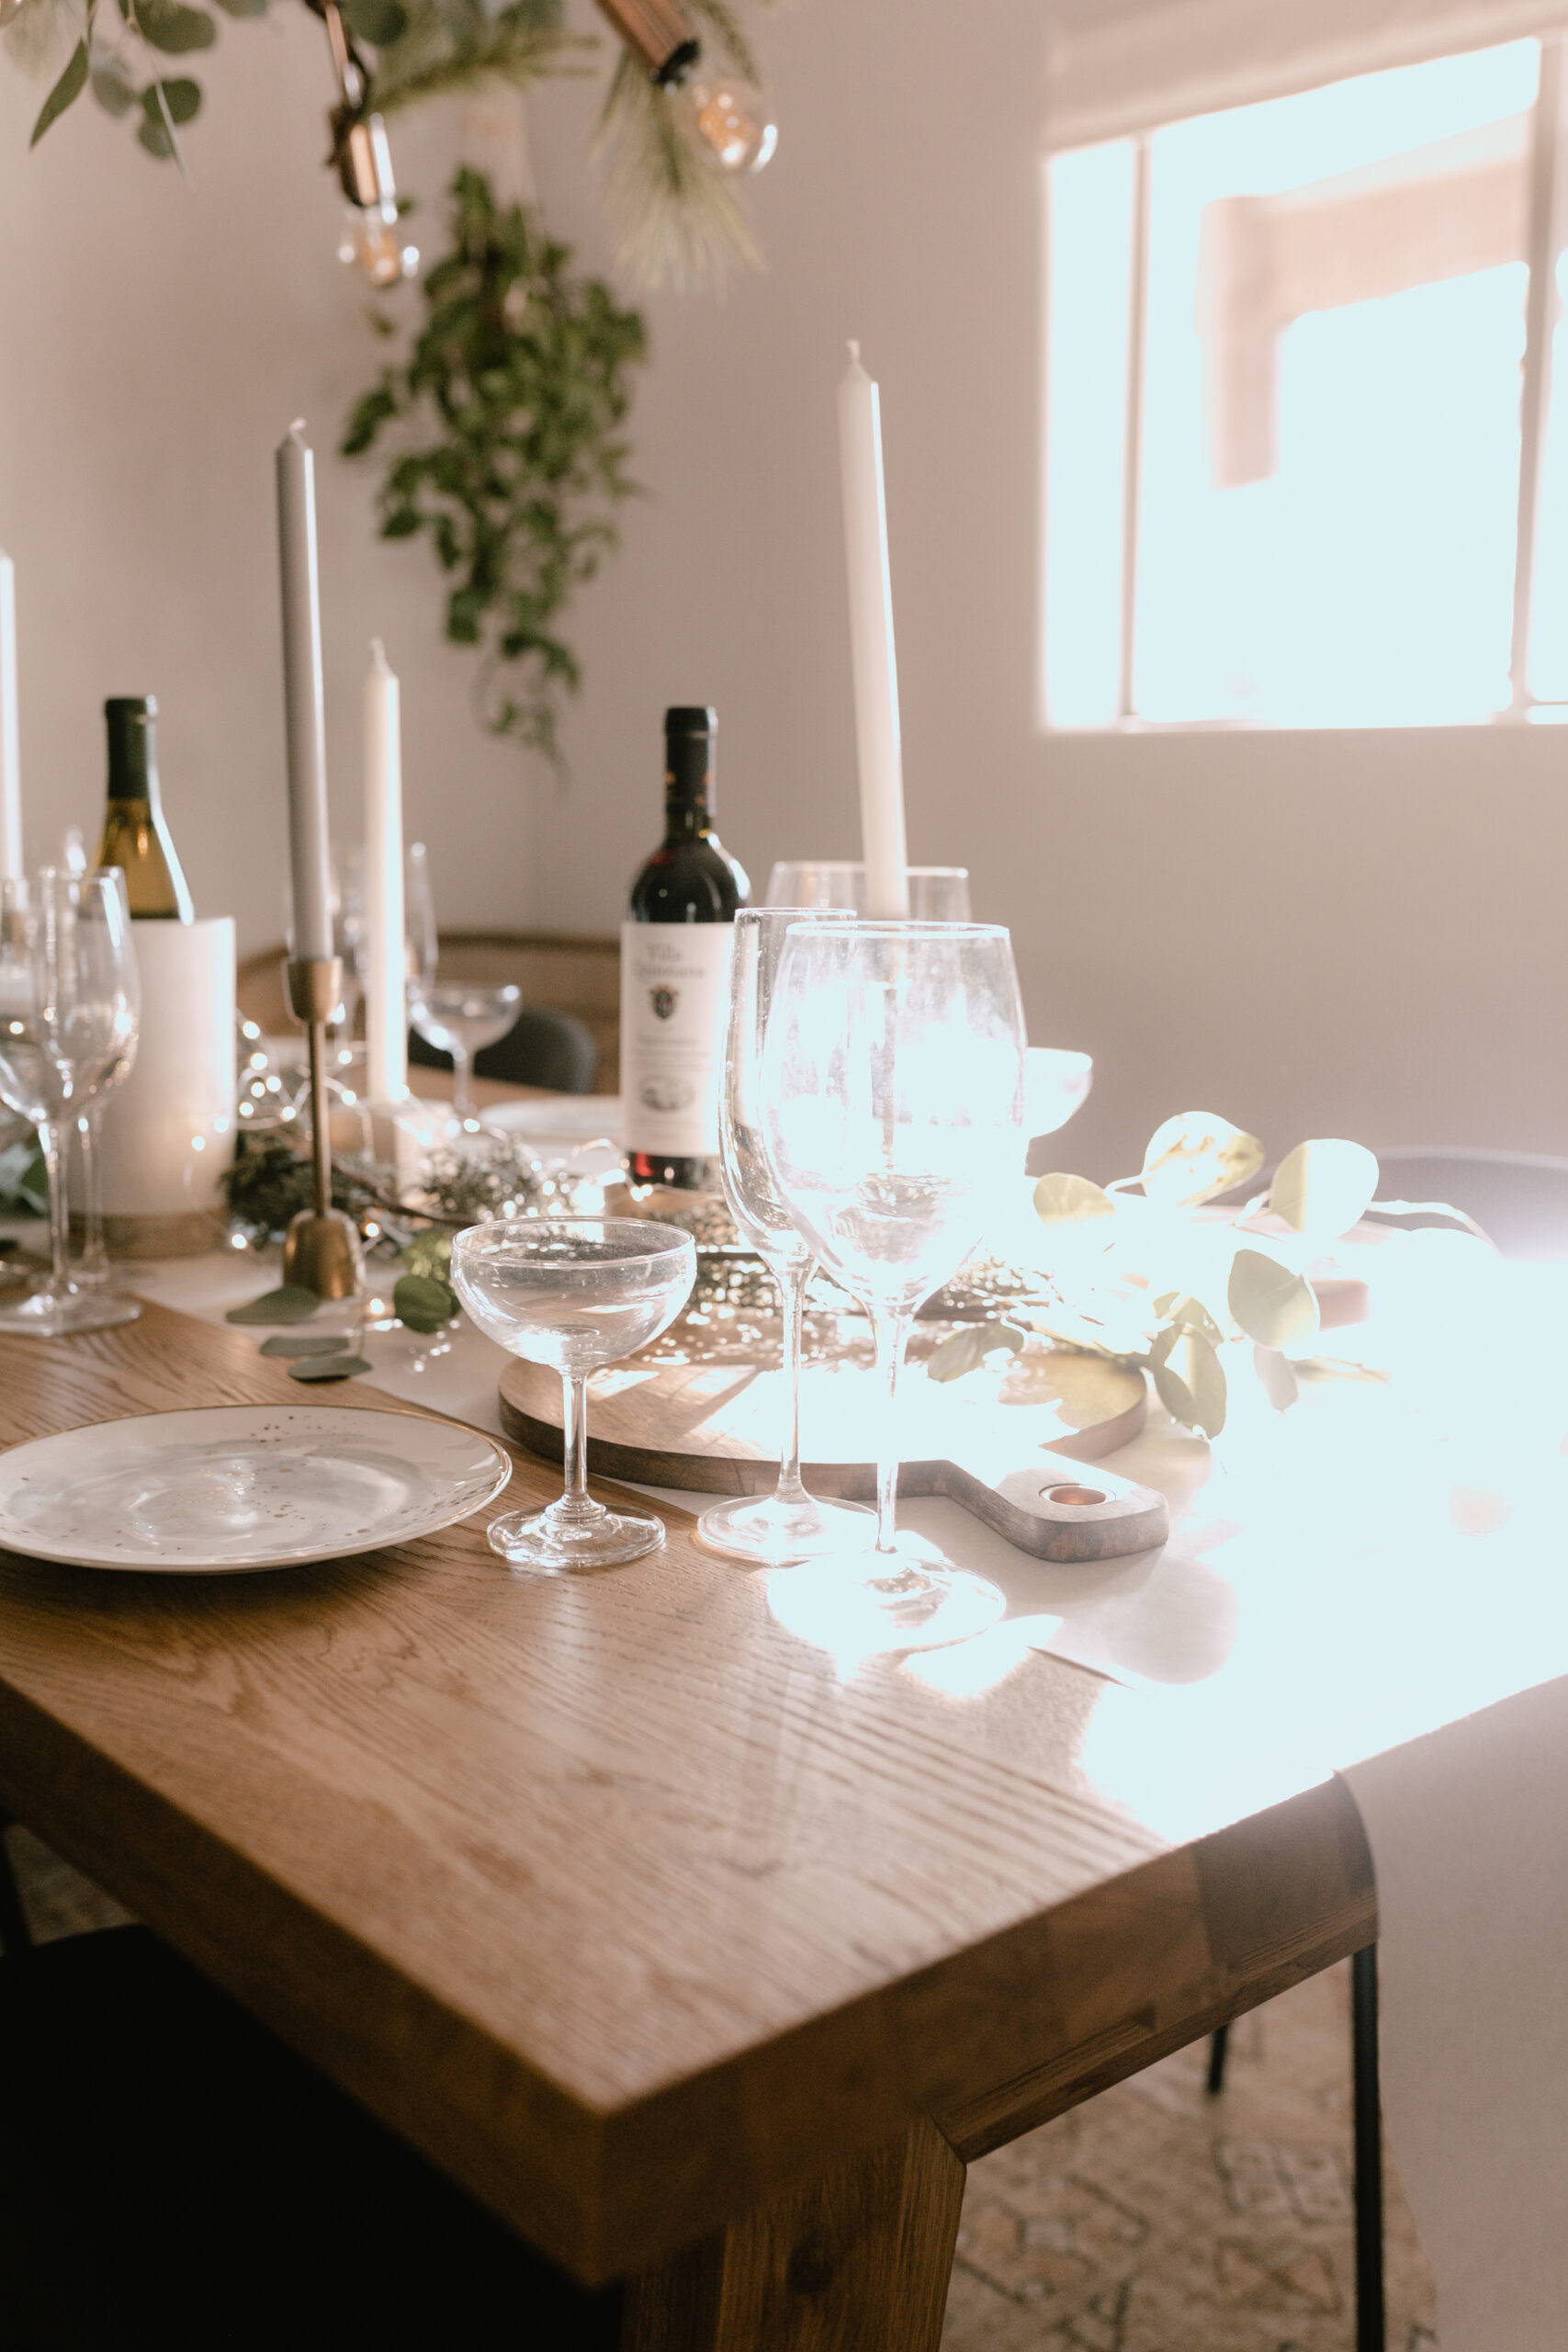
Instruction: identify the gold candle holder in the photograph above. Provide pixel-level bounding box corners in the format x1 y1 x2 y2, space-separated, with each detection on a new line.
282 956 364 1300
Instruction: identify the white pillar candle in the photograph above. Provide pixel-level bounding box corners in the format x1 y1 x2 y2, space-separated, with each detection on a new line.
0 551 22 884
275 422 333 962
364 637 408 1104
837 342 909 921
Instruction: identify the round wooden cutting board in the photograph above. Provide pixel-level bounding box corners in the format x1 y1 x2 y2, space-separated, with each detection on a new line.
498 1328 1166 1564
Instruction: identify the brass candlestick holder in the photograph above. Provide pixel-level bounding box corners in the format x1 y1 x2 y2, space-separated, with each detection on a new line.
282 956 364 1300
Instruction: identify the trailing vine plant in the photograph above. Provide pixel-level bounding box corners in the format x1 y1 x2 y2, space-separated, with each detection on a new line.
342 166 647 760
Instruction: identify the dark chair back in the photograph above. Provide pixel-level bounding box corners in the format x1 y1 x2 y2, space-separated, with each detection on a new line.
409 1004 599 1096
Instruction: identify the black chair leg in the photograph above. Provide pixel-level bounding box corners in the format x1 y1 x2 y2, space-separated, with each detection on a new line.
1352 1942 1384 2352
1206 2021 1229 2095
0 1819 32 1957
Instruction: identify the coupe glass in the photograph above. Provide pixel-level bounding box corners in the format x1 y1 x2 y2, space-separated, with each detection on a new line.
409 981 522 1125
761 922 1026 1647
764 862 972 921
0 869 141 1337
698 910 875 1564
450 1217 696 1570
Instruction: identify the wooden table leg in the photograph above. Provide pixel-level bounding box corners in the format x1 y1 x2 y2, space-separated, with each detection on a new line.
621 2117 965 2352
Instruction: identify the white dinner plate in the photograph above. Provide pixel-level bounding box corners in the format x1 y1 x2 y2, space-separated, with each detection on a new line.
482 1094 623 1148
0 1406 512 1574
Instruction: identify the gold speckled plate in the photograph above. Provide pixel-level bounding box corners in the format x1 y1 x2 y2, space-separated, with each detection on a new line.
0 1406 511 1574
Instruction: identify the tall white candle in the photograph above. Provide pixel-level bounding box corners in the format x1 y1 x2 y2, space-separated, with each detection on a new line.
837 342 909 921
364 638 407 1104
0 552 22 884
275 422 333 962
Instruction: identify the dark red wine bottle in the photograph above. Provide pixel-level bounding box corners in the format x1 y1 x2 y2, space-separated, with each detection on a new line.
621 707 750 1191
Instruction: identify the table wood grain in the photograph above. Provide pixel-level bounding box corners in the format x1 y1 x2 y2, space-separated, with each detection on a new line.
0 1301 1377 2312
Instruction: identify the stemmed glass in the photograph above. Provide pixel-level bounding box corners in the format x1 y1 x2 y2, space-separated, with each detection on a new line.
698 910 875 1564
450 1217 695 1571
0 869 141 1337
70 870 141 1291
761 922 1026 1647
403 842 520 1126
764 863 973 921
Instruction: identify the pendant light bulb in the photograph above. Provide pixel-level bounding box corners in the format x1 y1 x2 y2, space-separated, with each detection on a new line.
333 113 418 288
674 66 777 174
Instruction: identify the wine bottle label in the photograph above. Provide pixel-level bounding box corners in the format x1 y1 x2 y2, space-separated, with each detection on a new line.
620 921 734 1159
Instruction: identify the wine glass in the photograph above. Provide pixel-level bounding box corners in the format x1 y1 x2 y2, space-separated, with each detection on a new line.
0 869 141 1337
69 869 140 1291
698 909 875 1565
761 922 1026 1648
449 1216 696 1571
402 842 520 1127
764 863 973 921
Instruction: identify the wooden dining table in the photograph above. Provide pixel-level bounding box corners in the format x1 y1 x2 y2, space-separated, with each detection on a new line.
0 1231 1563 2346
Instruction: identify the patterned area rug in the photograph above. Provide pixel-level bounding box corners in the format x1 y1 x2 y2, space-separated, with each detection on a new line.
943 1963 1437 2352
7 1838 1438 2348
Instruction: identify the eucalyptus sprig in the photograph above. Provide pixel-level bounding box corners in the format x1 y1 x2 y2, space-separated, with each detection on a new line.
343 166 647 760
929 1114 1483 1440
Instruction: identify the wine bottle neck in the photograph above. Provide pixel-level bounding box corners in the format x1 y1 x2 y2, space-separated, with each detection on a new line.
664 735 716 840
105 703 161 806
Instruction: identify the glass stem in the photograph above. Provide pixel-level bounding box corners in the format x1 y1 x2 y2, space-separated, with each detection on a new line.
76 1103 110 1283
772 1256 810 1507
452 1045 473 1122
37 1119 72 1300
553 1373 600 1525
871 1307 911 1557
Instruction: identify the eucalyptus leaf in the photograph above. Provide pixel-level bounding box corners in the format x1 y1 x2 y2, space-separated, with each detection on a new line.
31 40 88 146
226 1285 321 1327
259 1333 352 1359
288 1355 373 1383
141 75 199 121
394 1272 457 1335
926 1320 1027 1385
210 0 267 14
1151 1291 1224 1347
1032 1172 1115 1227
134 0 215 52
1269 1139 1380 1239
1140 1113 1265 1207
1151 1329 1227 1439
344 0 407 44
91 54 138 115
1228 1249 1319 1350
1253 1344 1300 1412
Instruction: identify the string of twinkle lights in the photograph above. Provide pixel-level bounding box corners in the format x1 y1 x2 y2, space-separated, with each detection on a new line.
6 0 778 289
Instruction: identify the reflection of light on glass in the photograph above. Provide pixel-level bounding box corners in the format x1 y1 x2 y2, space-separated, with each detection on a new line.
1043 141 1136 729
766 1542 1010 1674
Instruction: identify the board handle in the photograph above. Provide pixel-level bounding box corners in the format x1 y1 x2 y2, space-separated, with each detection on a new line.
946 1456 1169 1564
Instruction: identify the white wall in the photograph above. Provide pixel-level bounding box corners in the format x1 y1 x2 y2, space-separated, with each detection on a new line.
0 12 539 953
525 0 1568 1178
4 0 1565 1176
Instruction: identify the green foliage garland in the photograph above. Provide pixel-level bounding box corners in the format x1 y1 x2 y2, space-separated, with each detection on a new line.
342 166 647 760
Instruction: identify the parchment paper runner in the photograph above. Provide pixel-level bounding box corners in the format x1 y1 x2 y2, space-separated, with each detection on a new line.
1341 1674 1568 2352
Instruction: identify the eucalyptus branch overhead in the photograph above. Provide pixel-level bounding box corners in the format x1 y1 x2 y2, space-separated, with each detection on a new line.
10 0 779 291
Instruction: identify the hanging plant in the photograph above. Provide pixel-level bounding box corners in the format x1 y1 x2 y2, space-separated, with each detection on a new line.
342 165 647 761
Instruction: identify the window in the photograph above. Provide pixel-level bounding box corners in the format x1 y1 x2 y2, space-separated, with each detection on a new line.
1043 29 1568 728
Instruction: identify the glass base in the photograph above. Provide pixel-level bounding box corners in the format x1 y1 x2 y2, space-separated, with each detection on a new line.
696 1486 876 1566
487 1499 665 1574
766 1545 1007 1656
0 1285 142 1337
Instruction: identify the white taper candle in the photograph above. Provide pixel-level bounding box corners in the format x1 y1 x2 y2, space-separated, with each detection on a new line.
837 342 909 921
364 638 408 1104
0 552 22 884
276 422 333 962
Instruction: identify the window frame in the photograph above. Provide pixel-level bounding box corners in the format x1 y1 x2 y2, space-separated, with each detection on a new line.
1045 31 1568 734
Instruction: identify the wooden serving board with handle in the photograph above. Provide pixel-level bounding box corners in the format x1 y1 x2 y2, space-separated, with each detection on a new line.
499 1326 1168 1565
